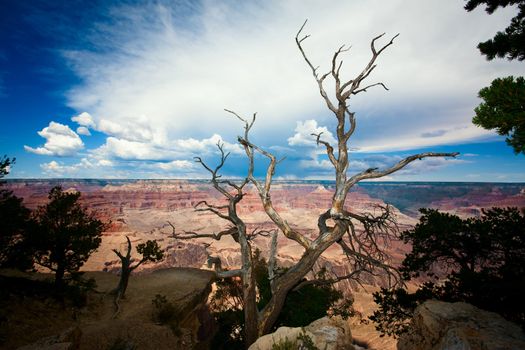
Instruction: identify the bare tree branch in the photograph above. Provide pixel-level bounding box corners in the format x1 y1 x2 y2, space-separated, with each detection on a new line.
352 82 389 94
169 221 238 242
311 132 337 166
346 152 460 190
268 230 278 292
341 33 399 99
295 19 338 114
293 269 363 291
172 22 457 345
247 227 275 241
238 135 312 249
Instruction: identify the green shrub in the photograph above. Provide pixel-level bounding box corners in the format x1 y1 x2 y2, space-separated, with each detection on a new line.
270 331 319 350
297 331 319 350
210 250 352 349
271 337 297 350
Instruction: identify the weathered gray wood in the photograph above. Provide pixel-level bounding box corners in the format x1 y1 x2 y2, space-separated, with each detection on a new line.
172 21 459 348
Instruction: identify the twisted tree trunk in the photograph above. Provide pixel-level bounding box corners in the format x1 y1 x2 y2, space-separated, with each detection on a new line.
173 21 459 348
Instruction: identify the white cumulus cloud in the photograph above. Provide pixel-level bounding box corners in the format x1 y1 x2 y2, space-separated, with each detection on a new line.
288 120 337 147
40 160 64 173
25 122 84 156
91 133 241 162
173 134 243 155
155 160 194 171
95 137 175 161
71 112 96 128
76 126 91 136
40 158 93 175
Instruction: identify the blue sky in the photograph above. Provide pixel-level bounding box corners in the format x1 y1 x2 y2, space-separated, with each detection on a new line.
1 0 524 181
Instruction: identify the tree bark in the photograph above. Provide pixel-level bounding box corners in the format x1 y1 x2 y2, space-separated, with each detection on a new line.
113 236 134 300
54 263 65 291
238 223 258 346
257 223 347 335
116 259 131 299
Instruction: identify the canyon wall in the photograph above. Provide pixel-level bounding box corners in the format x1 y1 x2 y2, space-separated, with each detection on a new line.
6 180 525 292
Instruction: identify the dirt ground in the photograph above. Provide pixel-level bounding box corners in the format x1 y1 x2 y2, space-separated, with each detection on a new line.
1 269 397 350
0 268 215 350
349 285 397 350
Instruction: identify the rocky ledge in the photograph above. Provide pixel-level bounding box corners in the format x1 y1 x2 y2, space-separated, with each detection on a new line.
248 316 354 350
398 300 525 350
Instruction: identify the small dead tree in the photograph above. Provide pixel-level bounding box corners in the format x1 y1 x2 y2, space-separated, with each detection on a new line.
172 21 459 347
112 236 164 301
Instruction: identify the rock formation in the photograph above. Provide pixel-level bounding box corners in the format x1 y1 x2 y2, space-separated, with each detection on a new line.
3 180 523 293
397 300 525 350
6 180 417 289
6 179 525 293
248 316 354 350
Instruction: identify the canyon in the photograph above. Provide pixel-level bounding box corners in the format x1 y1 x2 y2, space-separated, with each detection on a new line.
6 179 525 285
5 179 525 349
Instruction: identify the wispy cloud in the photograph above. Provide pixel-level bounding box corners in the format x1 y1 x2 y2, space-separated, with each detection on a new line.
25 0 523 178
352 124 494 153
421 129 448 138
62 0 521 149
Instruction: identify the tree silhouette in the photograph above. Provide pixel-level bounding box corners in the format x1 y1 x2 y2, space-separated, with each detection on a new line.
465 0 525 61
465 1 525 154
370 207 525 336
32 186 105 290
0 156 32 270
112 236 164 301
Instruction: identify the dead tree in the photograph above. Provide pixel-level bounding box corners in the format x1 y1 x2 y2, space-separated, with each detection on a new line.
112 236 164 301
172 21 459 347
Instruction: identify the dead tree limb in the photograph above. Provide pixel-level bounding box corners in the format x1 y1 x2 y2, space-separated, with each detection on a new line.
112 236 164 317
176 21 460 347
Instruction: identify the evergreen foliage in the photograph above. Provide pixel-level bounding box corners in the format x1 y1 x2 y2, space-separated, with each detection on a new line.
31 186 106 289
370 207 525 337
464 0 525 61
136 240 164 263
0 156 32 270
473 76 525 154
464 1 525 154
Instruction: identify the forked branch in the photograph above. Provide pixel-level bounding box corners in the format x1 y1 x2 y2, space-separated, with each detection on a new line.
341 32 400 99
237 129 312 250
312 132 337 166
168 221 239 242
296 20 337 114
